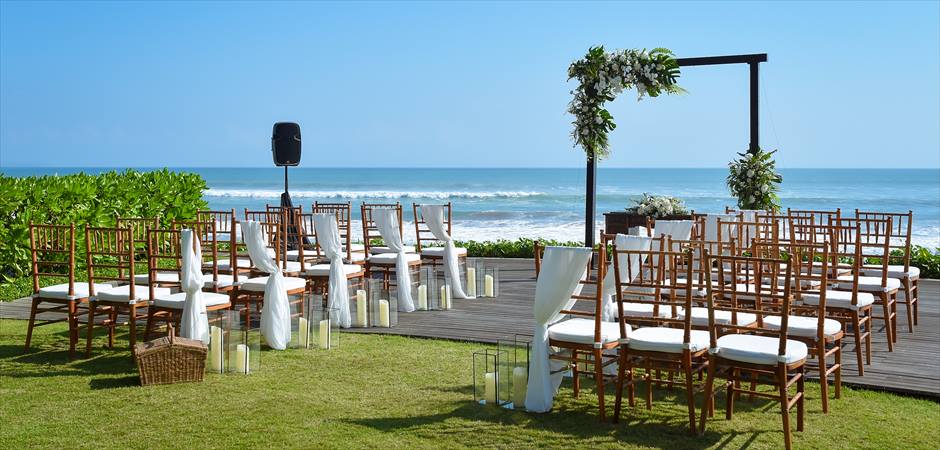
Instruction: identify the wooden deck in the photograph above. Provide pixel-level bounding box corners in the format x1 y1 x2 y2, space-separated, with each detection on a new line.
2 258 938 397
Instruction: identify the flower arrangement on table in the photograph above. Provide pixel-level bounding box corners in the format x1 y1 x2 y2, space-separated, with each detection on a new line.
567 46 683 159
626 194 689 219
727 147 783 210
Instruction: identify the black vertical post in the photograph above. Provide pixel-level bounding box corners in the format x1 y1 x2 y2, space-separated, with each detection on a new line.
585 156 596 249
749 61 759 153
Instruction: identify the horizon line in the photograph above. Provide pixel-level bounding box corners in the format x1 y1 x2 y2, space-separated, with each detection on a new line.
2 165 939 170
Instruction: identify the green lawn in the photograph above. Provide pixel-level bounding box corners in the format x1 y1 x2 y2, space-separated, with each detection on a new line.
1 319 937 449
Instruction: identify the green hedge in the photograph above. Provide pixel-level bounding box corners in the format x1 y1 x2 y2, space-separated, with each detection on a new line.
0 169 208 282
455 238 583 258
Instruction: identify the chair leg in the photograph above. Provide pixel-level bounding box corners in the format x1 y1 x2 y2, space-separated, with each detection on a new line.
145 309 156 341
725 369 735 420
107 308 116 348
902 278 914 333
85 303 97 358
594 349 606 421
571 350 580 398
613 348 626 423
778 365 792 450
683 354 697 435
797 366 805 432
890 293 898 343
128 305 138 355
912 279 919 326
68 300 78 359
818 341 829 414
865 308 872 366
851 311 864 376
880 295 894 352
698 361 716 435
834 339 842 399
24 298 39 352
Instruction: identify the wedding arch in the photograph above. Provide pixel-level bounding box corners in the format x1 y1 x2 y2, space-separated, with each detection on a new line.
569 47 768 248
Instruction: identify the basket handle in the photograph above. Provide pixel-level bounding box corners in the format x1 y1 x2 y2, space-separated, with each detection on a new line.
167 324 175 344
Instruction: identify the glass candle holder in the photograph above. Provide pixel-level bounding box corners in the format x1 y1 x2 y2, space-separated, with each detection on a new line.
479 264 499 298
289 292 315 349
368 278 398 328
472 348 510 407
417 266 439 311
304 301 339 350
205 309 230 374
438 268 453 310
351 287 369 328
497 335 532 409
465 259 481 298
225 309 260 374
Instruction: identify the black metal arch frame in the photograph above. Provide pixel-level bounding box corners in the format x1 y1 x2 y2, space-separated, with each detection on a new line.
583 53 768 249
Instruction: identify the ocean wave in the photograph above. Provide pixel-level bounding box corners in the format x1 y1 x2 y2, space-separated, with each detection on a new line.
204 189 544 200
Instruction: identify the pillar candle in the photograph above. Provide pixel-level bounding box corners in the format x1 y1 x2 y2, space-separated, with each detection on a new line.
466 267 477 297
439 285 447 309
318 319 330 349
484 274 495 297
379 299 390 327
484 372 497 404
356 290 368 327
298 317 309 348
209 326 223 373
236 344 249 374
445 286 452 309
513 367 528 407
417 285 428 310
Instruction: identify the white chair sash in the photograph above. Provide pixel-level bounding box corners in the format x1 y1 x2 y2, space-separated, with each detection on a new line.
420 205 470 299
374 209 416 312
179 229 209 344
524 246 593 413
314 213 352 328
244 221 291 350
601 234 652 321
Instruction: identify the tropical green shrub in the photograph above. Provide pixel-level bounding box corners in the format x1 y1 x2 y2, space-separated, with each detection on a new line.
727 147 783 210
456 238 583 258
0 169 208 282
910 246 940 279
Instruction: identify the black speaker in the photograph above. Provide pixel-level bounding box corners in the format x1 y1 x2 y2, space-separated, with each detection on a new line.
272 122 301 166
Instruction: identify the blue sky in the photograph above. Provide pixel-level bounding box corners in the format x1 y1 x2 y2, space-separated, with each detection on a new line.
1 1 938 169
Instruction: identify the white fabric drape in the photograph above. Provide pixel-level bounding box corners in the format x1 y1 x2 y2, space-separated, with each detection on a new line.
243 221 291 350
601 235 653 321
179 229 209 344
374 209 416 312
314 213 352 328
525 246 593 413
704 214 738 242
420 205 470 299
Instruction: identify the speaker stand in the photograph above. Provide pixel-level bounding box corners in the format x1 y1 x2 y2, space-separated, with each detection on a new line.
280 166 300 250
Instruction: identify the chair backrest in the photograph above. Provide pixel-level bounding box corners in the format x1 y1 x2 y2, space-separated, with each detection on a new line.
85 226 135 298
29 223 76 296
704 250 794 359
172 219 218 285
412 202 453 252
718 217 779 256
788 208 841 230
229 219 251 284
313 202 356 262
361 202 402 253
761 238 831 342
244 209 278 223
834 217 893 287
855 210 912 271
294 211 319 270
115 216 159 278
146 228 183 299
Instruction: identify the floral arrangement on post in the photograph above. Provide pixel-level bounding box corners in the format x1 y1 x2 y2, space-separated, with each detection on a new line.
568 46 683 159
626 193 689 219
727 147 783 210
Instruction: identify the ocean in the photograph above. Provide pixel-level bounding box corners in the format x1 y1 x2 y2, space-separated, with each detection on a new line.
4 167 939 247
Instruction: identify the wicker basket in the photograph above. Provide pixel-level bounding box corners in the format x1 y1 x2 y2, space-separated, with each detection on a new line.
135 326 208 386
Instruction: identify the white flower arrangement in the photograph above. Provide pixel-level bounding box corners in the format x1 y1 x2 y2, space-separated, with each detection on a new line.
727 148 783 210
568 46 684 160
627 193 689 219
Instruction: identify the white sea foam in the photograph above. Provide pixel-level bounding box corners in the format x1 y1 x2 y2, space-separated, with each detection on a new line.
204 189 543 200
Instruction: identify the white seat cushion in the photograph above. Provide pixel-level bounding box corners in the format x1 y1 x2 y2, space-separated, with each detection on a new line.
37 282 113 300
860 264 920 280
345 243 365 252
627 327 710 353
213 258 253 271
95 285 171 303
763 315 842 339
367 253 421 265
677 307 757 326
801 289 874 310
547 318 627 345
420 247 468 257
203 274 235 289
370 245 416 254
348 252 368 262
835 276 901 293
305 263 365 277
239 276 307 293
280 261 304 273
133 272 180 285
616 302 672 319
715 334 808 365
286 249 320 261
152 292 231 309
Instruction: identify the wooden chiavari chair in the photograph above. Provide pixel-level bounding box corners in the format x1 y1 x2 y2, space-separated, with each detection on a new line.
612 247 710 434
412 202 468 266
362 202 421 288
534 244 619 420
115 216 159 278
300 212 366 311
670 239 757 329
831 217 899 350
699 251 806 450
142 228 232 340
313 201 365 264
25 223 110 358
173 219 233 292
856 210 918 332
754 239 843 413
84 226 170 357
